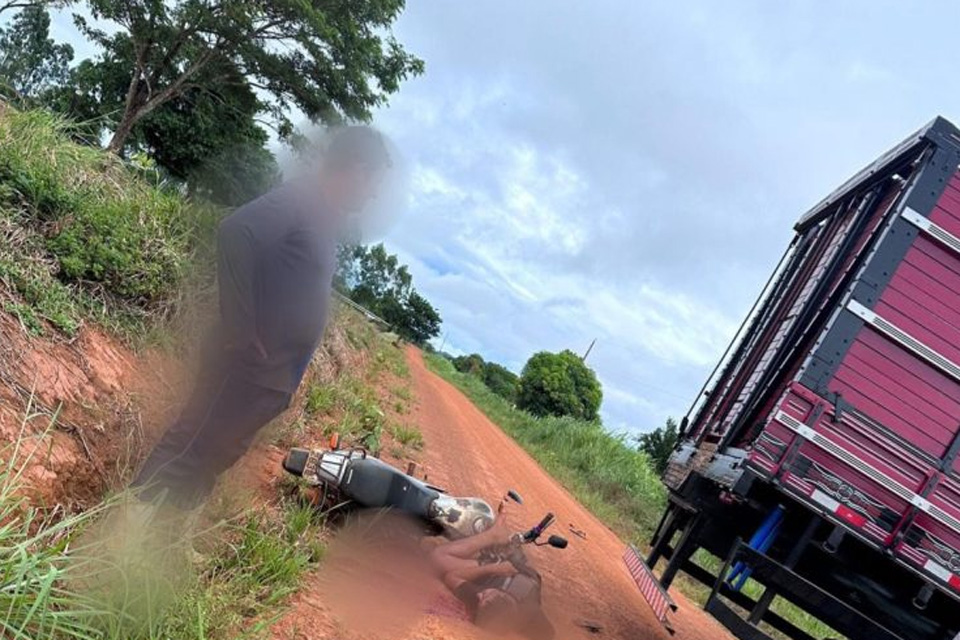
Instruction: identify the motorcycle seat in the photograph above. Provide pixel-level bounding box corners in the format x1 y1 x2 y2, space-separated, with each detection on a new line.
341 457 440 518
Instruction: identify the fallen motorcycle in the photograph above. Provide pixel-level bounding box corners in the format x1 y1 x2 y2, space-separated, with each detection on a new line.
281 442 566 636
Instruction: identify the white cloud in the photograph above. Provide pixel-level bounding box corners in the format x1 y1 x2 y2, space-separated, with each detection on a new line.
372 1 960 435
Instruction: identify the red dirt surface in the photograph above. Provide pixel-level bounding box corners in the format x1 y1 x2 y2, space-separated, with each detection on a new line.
0 307 165 508
270 348 729 640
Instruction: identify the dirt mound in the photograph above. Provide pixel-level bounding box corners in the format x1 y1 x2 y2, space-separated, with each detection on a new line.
0 300 373 512
0 308 147 508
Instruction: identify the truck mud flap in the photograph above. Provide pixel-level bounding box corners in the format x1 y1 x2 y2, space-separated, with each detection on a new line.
705 540 905 640
623 545 677 634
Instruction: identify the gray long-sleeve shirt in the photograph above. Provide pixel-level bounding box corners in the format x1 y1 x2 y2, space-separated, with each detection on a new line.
216 180 338 393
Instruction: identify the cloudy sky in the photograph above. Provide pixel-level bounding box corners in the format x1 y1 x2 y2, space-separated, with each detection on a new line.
366 1 960 434
45 2 960 434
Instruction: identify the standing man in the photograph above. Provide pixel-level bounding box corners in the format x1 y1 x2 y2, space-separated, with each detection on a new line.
131 126 391 509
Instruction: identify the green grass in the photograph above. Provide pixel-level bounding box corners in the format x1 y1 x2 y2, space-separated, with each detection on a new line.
304 385 336 416
0 108 218 340
425 353 665 543
390 423 424 450
373 342 409 379
0 411 327 640
80 498 326 640
0 408 113 639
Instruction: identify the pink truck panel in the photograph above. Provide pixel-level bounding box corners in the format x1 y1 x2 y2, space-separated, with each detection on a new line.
746 168 960 597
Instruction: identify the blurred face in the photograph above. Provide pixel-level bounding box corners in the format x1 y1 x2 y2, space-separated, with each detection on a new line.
335 162 387 214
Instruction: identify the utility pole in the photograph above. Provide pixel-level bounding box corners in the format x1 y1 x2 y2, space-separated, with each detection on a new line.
582 338 597 361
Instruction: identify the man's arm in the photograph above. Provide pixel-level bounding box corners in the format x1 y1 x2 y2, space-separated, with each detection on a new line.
217 218 266 359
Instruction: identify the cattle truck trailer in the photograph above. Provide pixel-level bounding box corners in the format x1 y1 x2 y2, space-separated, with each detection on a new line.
626 118 960 640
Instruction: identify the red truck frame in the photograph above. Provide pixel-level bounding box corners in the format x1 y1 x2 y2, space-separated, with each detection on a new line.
634 117 960 640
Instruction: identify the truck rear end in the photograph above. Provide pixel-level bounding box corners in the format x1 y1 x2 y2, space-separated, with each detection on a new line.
631 117 960 640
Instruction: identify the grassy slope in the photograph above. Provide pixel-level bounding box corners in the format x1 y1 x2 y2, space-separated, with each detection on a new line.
0 306 414 640
0 108 216 342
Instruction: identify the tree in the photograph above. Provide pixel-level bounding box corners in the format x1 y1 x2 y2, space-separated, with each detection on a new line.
130 64 280 205
517 350 603 421
0 5 73 101
452 354 519 402
337 243 442 345
0 0 42 18
69 0 424 153
50 45 279 205
395 290 442 345
453 353 486 376
345 243 413 308
482 362 519 403
637 418 679 475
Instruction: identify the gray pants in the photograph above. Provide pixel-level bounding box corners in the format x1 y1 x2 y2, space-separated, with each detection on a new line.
132 373 291 507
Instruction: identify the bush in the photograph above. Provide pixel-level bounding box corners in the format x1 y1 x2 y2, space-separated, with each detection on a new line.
482 362 519 403
637 418 680 474
0 109 209 331
517 350 602 421
453 353 485 375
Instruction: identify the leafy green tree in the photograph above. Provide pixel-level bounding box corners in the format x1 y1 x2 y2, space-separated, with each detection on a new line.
0 0 40 17
396 290 442 345
452 354 519 402
517 350 603 421
637 418 679 473
345 243 413 308
338 243 442 345
68 0 424 153
50 45 279 205
482 361 519 403
637 418 679 474
0 5 73 101
453 353 485 376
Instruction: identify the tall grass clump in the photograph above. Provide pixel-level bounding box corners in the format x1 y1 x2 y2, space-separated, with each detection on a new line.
0 404 111 639
0 398 327 640
425 353 666 543
0 109 217 337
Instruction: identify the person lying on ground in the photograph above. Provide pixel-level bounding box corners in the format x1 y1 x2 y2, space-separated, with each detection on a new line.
429 501 555 639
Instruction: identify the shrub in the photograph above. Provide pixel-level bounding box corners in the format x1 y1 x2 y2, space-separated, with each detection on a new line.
637 418 680 474
453 353 485 375
517 350 602 421
482 361 519 402
0 109 208 330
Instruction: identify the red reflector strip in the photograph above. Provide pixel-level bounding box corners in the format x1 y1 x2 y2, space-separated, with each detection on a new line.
836 504 868 528
622 545 676 633
810 489 867 528
923 558 960 592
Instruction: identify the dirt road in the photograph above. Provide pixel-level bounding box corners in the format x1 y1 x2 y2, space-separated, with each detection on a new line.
403 348 728 640
271 348 728 640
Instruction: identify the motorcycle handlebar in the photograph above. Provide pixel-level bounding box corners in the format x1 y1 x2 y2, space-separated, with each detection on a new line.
523 512 556 542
